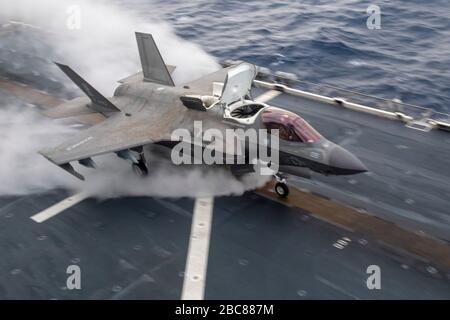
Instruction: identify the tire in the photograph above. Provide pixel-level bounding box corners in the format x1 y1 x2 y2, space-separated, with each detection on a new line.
275 182 289 198
132 162 148 177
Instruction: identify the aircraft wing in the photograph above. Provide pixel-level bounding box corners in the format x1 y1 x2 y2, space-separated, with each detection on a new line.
40 109 171 179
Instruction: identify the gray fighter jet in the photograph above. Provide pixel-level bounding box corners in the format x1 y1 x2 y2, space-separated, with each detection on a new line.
40 32 367 197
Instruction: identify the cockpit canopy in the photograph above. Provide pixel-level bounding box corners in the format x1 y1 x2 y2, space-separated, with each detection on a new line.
262 107 322 143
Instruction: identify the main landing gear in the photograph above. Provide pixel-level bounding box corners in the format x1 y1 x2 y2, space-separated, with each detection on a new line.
274 173 289 198
131 149 148 177
132 158 148 177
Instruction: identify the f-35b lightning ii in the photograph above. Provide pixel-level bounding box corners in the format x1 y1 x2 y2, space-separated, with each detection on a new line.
40 32 367 197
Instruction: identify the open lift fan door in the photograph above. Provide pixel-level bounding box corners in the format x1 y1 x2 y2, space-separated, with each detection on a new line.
220 63 256 105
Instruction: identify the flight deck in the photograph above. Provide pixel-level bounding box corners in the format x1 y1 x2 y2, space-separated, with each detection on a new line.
0 21 450 300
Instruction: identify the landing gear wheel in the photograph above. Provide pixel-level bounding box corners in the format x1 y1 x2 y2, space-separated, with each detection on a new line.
132 160 148 177
275 182 289 198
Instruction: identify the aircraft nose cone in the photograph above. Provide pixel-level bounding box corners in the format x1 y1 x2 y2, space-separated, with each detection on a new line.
329 146 367 175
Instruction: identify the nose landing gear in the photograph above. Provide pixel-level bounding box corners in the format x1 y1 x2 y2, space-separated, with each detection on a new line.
274 173 289 198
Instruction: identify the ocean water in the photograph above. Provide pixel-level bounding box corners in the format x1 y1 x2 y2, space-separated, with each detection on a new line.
119 0 450 113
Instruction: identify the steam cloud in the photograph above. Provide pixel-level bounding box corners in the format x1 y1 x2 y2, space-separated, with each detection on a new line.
0 101 82 195
0 0 270 198
0 0 220 94
80 154 270 199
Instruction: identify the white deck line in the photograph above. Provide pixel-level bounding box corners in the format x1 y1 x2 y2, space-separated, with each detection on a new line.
30 192 89 223
181 89 275 299
254 89 281 103
181 197 214 300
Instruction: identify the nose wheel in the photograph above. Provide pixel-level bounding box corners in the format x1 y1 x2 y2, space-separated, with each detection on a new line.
274 174 289 198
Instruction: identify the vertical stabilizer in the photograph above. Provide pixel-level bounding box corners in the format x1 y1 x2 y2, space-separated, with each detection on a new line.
135 32 175 86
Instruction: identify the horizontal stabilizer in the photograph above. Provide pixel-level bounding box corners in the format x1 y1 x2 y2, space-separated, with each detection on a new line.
44 97 99 118
118 71 144 84
55 62 121 115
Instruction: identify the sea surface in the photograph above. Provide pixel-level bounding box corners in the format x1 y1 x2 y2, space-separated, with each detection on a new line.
118 0 450 113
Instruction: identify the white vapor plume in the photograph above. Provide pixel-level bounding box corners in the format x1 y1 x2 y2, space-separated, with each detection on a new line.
0 0 270 198
0 103 81 195
0 101 270 197
0 0 220 94
79 155 270 199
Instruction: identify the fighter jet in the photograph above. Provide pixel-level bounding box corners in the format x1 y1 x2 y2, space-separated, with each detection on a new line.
40 32 367 197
